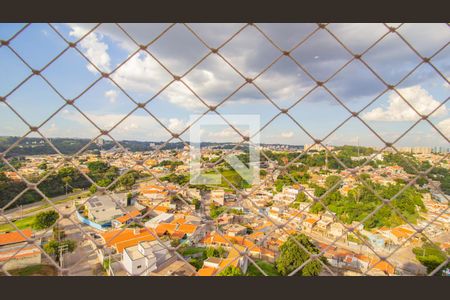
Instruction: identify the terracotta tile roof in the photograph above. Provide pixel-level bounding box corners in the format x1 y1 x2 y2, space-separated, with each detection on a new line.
155 223 178 235
0 229 33 246
197 267 216 276
153 206 170 213
171 231 186 239
171 218 187 225
177 224 198 235
372 260 395 275
219 258 238 269
304 218 319 225
100 228 157 253
114 210 141 224
390 227 414 239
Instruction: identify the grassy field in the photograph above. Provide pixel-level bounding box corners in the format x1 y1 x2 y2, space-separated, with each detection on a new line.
179 246 206 256
203 168 252 191
0 191 90 233
5 264 58 276
246 260 280 276
0 215 36 233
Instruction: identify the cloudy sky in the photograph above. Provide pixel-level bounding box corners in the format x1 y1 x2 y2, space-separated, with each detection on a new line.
0 23 448 148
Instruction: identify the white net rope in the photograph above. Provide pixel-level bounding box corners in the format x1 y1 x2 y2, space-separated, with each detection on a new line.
0 23 448 276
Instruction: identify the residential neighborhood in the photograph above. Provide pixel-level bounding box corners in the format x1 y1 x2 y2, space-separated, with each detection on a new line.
0 143 448 276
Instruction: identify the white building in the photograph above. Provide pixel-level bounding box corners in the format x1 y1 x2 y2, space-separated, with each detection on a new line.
211 189 225 206
122 240 172 276
144 213 175 228
86 193 128 224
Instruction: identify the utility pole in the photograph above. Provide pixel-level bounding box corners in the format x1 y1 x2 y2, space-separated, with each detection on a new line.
58 243 68 269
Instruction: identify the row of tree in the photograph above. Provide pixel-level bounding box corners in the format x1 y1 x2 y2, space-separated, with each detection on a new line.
0 160 141 209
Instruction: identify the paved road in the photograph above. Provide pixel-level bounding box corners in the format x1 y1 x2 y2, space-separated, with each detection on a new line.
2 190 87 221
57 205 103 276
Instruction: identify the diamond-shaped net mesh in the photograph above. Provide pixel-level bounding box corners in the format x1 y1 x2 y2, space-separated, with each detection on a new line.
0 23 448 276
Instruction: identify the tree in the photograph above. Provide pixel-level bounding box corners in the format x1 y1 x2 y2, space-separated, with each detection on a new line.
188 258 202 270
89 184 97 194
127 192 133 205
103 258 111 272
43 239 76 262
325 175 341 191
192 198 201 210
38 162 47 170
218 266 243 276
209 203 226 219
412 242 449 275
276 233 324 276
33 210 59 230
205 247 217 258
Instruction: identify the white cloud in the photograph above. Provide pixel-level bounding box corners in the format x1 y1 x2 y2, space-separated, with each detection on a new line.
437 118 450 137
281 131 294 138
362 85 447 121
104 90 118 103
69 24 111 73
167 118 185 132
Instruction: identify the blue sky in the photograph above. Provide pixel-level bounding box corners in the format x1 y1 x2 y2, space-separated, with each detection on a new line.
0 23 448 147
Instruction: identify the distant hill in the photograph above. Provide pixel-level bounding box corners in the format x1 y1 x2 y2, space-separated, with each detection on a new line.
0 136 303 157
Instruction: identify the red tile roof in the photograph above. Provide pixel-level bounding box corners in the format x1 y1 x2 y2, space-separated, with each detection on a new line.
0 229 33 246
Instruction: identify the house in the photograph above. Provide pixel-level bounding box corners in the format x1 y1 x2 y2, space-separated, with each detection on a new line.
149 259 196 276
385 227 415 245
222 224 248 237
140 184 176 200
200 231 275 263
154 222 204 243
0 229 41 271
122 240 172 276
197 245 248 276
211 189 225 206
4 171 21 181
328 222 347 239
100 228 158 254
144 213 175 228
111 210 141 228
314 218 333 234
365 233 386 249
302 218 319 232
86 193 128 225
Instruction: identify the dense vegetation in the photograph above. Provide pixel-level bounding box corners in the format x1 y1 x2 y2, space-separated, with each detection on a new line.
218 266 243 276
306 175 425 229
245 260 280 276
33 210 59 229
382 153 450 195
0 160 139 210
262 146 376 170
209 203 227 219
412 242 449 275
43 239 76 262
276 233 325 276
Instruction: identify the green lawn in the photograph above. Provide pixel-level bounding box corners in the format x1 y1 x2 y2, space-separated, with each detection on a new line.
179 246 206 256
7 264 58 276
0 215 36 233
246 260 280 276
203 168 252 191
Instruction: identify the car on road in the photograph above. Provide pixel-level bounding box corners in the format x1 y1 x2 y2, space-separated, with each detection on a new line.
89 232 101 239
